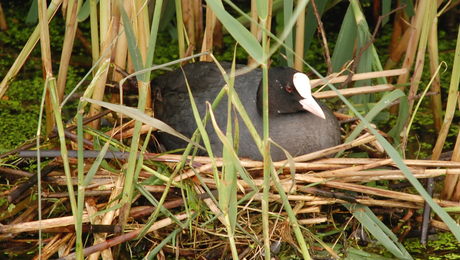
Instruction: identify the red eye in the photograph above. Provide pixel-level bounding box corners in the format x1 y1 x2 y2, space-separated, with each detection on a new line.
286 85 292 92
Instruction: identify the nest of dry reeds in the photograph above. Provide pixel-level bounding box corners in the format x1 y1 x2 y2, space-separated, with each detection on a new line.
2 106 460 260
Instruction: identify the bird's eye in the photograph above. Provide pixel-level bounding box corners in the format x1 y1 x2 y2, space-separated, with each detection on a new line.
286 85 293 93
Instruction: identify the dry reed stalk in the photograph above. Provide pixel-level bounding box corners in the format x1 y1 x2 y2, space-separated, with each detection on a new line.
201 177 295 193
303 199 342 206
290 134 377 162
387 3 403 57
247 0 258 66
391 0 428 114
88 20 116 135
98 175 124 259
173 159 346 182
168 157 346 182
266 0 273 48
0 214 91 234
247 192 422 209
86 197 104 260
294 206 321 214
317 158 393 177
61 234 77 257
415 215 449 231
33 233 71 260
314 84 394 99
250 193 320 203
56 0 79 102
194 0 203 47
200 4 216 61
111 124 155 139
43 177 116 186
112 0 130 83
451 177 460 201
348 198 420 209
317 158 460 168
406 0 436 115
182 0 195 47
0 166 34 178
42 190 113 198
321 168 460 179
310 68 407 88
294 4 305 71
441 132 460 200
297 218 327 225
294 175 460 208
0 2 7 31
0 200 38 240
337 170 447 182
134 0 147 62
427 11 442 132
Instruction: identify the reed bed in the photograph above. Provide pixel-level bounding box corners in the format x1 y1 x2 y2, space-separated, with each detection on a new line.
1 0 460 259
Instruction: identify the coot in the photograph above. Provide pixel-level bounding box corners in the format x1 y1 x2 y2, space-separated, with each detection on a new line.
152 62 340 161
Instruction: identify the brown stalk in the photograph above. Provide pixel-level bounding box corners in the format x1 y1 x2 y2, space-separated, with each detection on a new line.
98 176 124 259
428 16 443 134
56 0 79 104
391 0 429 113
439 41 460 201
248 192 422 209
309 68 407 88
447 126 460 201
335 169 458 182
297 218 327 225
294 174 460 208
0 2 7 31
415 215 450 231
112 0 131 109
88 19 116 135
392 209 414 234
0 166 34 178
451 175 460 201
86 197 106 260
290 134 377 162
316 158 393 177
314 84 394 99
294 3 305 71
387 2 403 58
42 190 113 198
40 233 74 260
266 0 273 50
318 157 460 168
194 0 204 48
200 4 216 62
182 0 195 47
247 0 259 66
405 0 437 124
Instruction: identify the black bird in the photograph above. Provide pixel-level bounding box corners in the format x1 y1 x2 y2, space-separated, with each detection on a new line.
152 62 340 161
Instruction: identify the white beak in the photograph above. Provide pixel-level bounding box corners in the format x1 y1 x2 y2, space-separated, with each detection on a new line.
293 73 326 119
